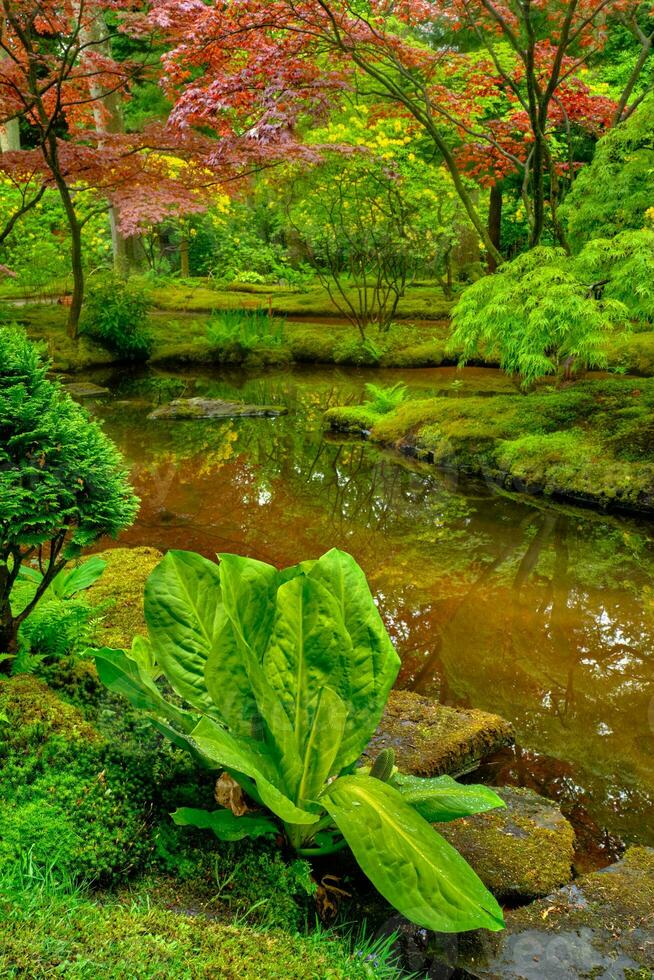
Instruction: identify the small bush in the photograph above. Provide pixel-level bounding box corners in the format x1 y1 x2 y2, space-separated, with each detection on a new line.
333 336 382 365
206 308 286 362
364 382 408 414
83 276 153 361
210 844 316 930
0 328 138 663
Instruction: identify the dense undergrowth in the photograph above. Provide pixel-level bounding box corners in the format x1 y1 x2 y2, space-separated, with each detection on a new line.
0 665 402 977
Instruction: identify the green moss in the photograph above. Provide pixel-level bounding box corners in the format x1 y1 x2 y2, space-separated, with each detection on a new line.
506 847 654 953
147 279 454 320
0 675 101 747
363 690 514 777
438 787 575 899
326 378 654 513
0 885 379 979
87 547 162 649
0 674 205 886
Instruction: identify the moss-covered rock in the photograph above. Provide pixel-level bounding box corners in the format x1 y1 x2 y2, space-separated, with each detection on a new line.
0 674 101 747
438 786 575 900
148 397 288 420
450 847 654 978
88 547 162 648
364 690 514 777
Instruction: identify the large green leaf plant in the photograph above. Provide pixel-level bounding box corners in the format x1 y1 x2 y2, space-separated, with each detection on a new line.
96 548 505 933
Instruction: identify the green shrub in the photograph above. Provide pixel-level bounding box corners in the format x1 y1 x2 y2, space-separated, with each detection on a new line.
0 328 138 665
333 336 382 365
97 548 506 935
206 308 286 361
450 246 629 386
83 276 153 361
363 382 407 414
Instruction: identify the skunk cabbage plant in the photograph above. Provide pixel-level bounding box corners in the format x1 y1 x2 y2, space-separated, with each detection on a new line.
96 548 505 933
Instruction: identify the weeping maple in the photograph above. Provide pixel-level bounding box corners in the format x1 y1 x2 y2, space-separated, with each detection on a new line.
147 0 654 260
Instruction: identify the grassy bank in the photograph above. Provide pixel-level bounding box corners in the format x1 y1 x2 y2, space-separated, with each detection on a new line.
325 378 654 514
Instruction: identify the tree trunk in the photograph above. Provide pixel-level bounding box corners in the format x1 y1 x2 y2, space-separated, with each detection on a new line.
0 599 18 671
487 182 503 273
81 4 140 273
180 237 190 277
530 133 546 248
47 158 85 338
0 118 20 152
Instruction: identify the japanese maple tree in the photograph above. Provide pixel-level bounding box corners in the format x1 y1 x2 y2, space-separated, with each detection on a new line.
146 0 654 261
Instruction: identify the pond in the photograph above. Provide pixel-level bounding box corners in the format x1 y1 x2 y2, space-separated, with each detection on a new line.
79 362 654 872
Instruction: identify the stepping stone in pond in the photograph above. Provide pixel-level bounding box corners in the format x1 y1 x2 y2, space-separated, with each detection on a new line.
364 690 514 777
449 846 654 979
63 381 110 398
148 397 288 420
438 786 575 900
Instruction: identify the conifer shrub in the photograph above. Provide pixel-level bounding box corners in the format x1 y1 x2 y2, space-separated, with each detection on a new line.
0 327 138 666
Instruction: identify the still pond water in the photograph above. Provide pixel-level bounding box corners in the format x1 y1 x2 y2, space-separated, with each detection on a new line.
81 363 654 870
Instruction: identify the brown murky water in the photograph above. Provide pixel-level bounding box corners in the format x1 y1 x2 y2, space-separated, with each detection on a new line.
81 363 654 869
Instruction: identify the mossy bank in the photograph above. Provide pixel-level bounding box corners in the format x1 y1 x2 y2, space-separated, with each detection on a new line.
325 377 654 515
9 286 654 376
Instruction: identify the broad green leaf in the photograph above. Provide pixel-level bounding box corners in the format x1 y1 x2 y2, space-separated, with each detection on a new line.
94 647 196 733
322 774 505 934
308 549 400 767
263 574 351 795
296 686 347 807
17 565 41 586
58 556 106 598
171 807 277 842
204 553 279 736
208 555 307 784
217 552 279 658
391 773 506 823
144 550 224 715
190 717 319 826
129 635 159 678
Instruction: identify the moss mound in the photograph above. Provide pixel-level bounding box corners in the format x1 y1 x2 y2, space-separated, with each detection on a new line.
88 547 162 648
326 378 654 513
0 675 101 747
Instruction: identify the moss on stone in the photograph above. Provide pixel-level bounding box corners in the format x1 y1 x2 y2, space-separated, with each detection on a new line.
438 787 576 899
0 675 101 747
88 547 163 649
364 690 514 777
452 847 654 978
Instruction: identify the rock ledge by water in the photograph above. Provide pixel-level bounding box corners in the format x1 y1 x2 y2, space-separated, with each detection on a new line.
148 397 288 420
439 786 576 900
365 690 514 777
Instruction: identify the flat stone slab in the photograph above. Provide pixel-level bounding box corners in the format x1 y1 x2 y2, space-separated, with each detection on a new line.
439 786 575 899
452 847 654 979
63 381 110 398
364 690 514 777
148 397 288 420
